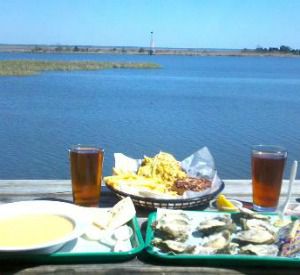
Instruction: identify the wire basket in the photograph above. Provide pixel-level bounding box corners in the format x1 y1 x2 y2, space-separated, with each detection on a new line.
106 181 225 210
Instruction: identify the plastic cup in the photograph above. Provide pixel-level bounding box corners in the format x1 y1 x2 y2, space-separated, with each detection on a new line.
69 145 104 207
251 145 287 212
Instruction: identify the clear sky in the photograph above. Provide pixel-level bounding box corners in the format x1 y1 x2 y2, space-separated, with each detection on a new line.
0 0 299 49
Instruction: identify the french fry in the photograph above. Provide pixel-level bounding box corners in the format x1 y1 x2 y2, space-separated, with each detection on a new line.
104 152 187 198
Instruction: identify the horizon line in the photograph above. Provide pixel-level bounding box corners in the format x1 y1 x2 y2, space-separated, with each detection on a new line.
0 43 254 51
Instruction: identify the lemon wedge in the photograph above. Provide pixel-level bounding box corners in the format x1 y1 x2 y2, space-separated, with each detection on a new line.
216 194 238 211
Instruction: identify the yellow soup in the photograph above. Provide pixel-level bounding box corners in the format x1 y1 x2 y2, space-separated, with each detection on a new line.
0 214 74 247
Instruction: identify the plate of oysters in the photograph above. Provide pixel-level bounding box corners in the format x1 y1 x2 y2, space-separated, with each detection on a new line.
145 208 300 267
104 148 224 209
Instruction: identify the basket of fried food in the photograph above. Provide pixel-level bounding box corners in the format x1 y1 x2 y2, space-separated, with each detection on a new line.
104 150 224 209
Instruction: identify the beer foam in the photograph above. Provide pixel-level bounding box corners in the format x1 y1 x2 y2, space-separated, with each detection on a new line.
72 147 103 154
253 152 286 159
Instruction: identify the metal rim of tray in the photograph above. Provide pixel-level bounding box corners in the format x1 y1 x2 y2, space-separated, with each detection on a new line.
106 181 225 209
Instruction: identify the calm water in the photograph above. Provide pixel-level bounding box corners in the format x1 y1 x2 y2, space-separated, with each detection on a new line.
0 52 300 179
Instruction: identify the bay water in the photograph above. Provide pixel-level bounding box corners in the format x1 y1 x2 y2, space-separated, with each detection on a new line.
0 53 300 179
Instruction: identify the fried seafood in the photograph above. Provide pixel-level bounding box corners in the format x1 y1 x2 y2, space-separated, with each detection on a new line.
138 152 187 187
105 151 217 198
174 177 212 194
104 171 178 196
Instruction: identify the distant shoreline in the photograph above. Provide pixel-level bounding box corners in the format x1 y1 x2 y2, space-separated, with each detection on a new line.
0 44 299 58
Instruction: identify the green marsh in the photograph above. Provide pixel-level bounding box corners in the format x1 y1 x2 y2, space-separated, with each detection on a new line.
0 60 160 76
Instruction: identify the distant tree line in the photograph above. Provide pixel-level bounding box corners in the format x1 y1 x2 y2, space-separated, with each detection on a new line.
56 46 89 52
243 45 300 55
29 44 300 56
30 45 154 55
31 45 95 53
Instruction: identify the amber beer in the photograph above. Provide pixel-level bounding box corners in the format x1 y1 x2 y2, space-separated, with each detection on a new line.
251 145 287 212
70 145 104 207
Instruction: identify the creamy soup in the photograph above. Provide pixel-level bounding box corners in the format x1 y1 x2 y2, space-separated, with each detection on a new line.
0 214 74 247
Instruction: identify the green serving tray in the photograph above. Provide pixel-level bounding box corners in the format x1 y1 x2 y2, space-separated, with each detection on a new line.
145 211 300 267
0 217 144 264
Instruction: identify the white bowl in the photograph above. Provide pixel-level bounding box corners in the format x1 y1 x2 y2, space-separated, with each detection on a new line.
0 200 91 254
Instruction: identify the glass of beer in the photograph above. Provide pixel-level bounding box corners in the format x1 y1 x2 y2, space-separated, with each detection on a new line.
69 145 104 207
251 145 287 212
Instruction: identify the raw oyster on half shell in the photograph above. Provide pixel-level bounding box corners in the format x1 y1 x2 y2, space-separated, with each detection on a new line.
240 244 279 256
235 228 275 245
152 238 196 254
235 207 270 221
202 230 232 253
197 215 235 236
240 218 276 235
152 212 190 241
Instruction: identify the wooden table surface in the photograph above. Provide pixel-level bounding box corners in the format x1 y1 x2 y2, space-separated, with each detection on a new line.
0 179 300 274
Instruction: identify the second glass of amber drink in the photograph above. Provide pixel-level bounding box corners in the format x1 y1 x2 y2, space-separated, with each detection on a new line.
69 145 104 207
251 145 287 212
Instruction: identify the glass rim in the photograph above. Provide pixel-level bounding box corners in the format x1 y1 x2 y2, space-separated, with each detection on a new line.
69 144 104 153
251 144 287 154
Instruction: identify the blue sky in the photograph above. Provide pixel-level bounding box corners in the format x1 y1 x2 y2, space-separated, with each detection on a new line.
0 0 299 49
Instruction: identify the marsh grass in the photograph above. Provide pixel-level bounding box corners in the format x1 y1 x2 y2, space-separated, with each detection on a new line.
0 60 160 76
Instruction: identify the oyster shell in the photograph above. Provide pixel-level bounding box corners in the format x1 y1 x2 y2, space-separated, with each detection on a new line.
240 244 279 256
202 230 232 253
152 214 190 241
197 215 235 236
192 245 216 255
240 218 276 235
236 207 270 221
235 228 275 245
226 242 240 255
158 211 190 223
152 238 196 254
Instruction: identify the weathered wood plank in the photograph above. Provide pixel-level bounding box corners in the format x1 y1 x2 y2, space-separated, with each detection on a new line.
0 259 299 274
2 179 299 194
1 179 299 204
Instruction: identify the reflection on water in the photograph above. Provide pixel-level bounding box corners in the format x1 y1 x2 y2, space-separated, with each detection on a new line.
0 53 300 179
